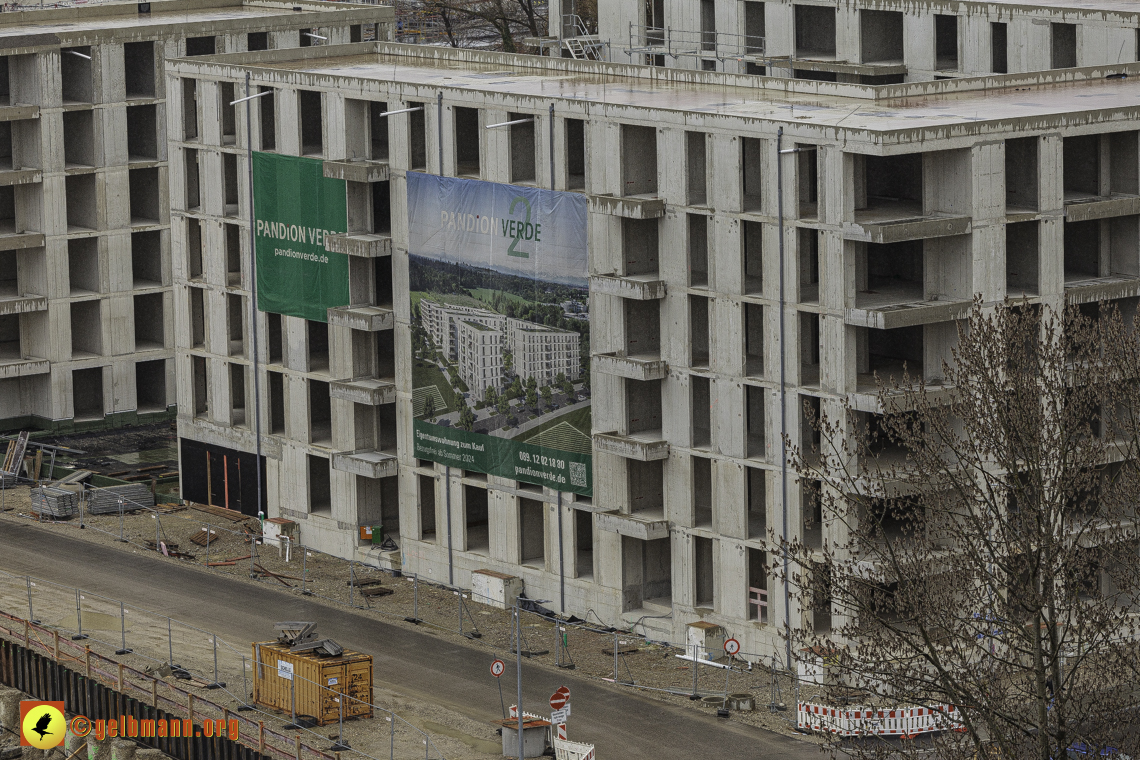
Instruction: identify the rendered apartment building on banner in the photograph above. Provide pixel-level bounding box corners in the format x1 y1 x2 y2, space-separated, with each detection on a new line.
171 2 1140 657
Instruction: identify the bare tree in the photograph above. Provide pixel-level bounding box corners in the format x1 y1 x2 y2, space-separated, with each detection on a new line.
423 0 547 52
784 299 1140 760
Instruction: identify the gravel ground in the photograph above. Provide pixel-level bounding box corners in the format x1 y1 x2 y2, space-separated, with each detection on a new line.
0 486 817 758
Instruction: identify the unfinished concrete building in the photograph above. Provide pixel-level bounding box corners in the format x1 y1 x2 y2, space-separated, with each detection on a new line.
170 13 1140 656
545 0 1140 81
0 0 390 433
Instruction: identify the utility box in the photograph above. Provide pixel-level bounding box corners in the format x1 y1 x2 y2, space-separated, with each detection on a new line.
471 569 524 609
686 621 726 660
252 641 373 725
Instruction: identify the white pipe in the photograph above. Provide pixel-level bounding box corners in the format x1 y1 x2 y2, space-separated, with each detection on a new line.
376 106 423 117
485 118 534 129
675 654 734 670
230 90 271 106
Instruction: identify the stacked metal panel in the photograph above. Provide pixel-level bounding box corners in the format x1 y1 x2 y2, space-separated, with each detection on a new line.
86 484 155 514
31 487 81 518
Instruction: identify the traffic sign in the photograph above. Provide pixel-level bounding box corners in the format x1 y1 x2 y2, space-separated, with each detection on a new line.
724 638 741 656
549 686 570 710
551 708 569 724
490 659 506 678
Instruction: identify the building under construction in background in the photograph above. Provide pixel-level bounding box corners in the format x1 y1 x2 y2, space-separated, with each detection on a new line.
167 0 1140 659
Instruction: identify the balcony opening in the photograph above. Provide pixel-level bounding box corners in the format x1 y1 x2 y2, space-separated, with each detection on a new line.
354 403 379 458
222 152 239 216
622 217 658 277
268 370 285 434
185 148 200 210
858 239 923 307
362 101 388 161
688 214 708 287
621 124 657 196
860 10 903 63
743 220 763 294
798 146 818 219
190 287 205 348
372 181 391 234
0 314 18 362
746 384 766 458
690 296 710 367
220 81 236 145
187 217 203 279
61 47 93 103
566 118 585 190
0 57 7 106
1005 137 1038 211
359 475 399 544
575 509 594 578
687 132 707 206
308 455 331 515
811 561 832 632
70 300 101 358
692 375 711 448
795 5 835 57
309 379 332 445
62 110 95 167
629 458 664 517
351 25 362 43
409 103 426 170
1052 23 1076 68
230 363 247 427
135 359 166 414
417 474 437 539
622 535 672 611
1065 220 1100 281
127 104 158 161
748 548 768 622
72 367 103 421
625 300 660 358
186 37 215 56
798 228 820 304
935 15 958 71
1110 131 1139 195
133 292 164 351
267 312 283 364
1006 221 1040 296
742 137 763 212
745 303 764 376
0 186 13 233
0 121 10 171
860 152 922 217
859 324 923 387
374 258 394 309
991 22 1008 74
182 79 198 140
372 332 395 382
803 479 822 549
225 223 241 286
1064 135 1100 199
129 167 161 224
801 394 821 454
800 311 820 385
67 237 99 295
520 497 545 567
299 90 323 157
744 2 765 54
191 355 208 417
747 466 766 539
695 536 715 609
693 455 712 528
454 106 480 177
259 88 276 150
378 402 397 452
464 485 489 554
509 112 535 184
248 32 269 51
0 251 13 299
308 319 329 374
226 292 244 356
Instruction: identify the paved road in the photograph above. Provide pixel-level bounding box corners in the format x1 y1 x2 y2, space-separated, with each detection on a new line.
0 522 815 760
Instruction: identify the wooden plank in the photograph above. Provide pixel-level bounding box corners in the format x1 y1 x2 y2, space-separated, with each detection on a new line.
188 502 250 523
359 586 393 598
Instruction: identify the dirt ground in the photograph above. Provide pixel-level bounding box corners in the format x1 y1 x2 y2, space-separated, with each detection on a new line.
0 485 815 759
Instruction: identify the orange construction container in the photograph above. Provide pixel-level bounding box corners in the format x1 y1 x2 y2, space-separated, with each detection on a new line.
251 641 373 725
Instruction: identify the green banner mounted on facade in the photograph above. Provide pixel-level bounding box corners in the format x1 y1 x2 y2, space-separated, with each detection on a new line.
253 152 349 322
407 172 592 496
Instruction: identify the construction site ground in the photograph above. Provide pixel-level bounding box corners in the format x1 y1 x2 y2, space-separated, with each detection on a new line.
0 485 818 759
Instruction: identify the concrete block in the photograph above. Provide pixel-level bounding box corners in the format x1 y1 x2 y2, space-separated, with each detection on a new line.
471 568 524 609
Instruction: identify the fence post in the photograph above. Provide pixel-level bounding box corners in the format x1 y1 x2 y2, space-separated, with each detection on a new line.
167 617 173 665
85 646 91 678
152 676 158 708
24 619 28 646
294 734 301 760
614 630 620 686
389 714 394 760
349 561 355 608
26 576 33 623
457 590 462 635
212 635 219 687
118 663 124 692
116 601 131 654
75 589 86 641
118 497 126 542
301 550 308 595
413 576 419 620
691 641 699 698
258 722 265 755
53 630 59 661
156 513 161 554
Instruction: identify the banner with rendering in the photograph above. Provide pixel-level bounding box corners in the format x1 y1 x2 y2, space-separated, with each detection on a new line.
253 153 349 322
407 172 592 495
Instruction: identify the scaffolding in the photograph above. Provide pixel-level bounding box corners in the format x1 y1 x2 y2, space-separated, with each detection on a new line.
625 23 768 65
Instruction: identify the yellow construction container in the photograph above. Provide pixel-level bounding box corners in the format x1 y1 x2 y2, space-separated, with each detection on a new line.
251 641 373 725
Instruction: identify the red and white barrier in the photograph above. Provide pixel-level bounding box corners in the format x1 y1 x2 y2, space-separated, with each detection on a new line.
797 702 964 738
553 737 595 760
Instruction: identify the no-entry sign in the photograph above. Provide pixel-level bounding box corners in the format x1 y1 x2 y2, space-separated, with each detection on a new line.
549 686 570 711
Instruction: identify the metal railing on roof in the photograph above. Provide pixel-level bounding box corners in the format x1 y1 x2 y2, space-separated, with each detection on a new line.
625 23 766 63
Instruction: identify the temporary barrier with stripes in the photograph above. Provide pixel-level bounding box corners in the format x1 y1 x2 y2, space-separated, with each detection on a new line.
798 701 964 738
553 737 595 760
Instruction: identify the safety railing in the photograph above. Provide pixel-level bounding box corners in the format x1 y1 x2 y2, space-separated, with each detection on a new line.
626 23 765 62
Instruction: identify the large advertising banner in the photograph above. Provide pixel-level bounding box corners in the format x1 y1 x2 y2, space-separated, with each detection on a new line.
253 153 349 322
407 172 592 495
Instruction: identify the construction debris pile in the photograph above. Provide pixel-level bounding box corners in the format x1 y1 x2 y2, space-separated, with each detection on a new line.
275 621 344 657
30 486 81 518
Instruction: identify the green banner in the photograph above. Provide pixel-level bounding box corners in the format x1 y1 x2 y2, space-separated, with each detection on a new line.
253 152 349 322
413 420 593 495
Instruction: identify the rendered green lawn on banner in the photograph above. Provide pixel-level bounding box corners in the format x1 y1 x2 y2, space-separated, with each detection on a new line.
253 153 349 322
408 172 592 496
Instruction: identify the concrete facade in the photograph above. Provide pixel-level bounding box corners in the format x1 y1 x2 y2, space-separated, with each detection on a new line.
169 24 1140 657
0 0 391 433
